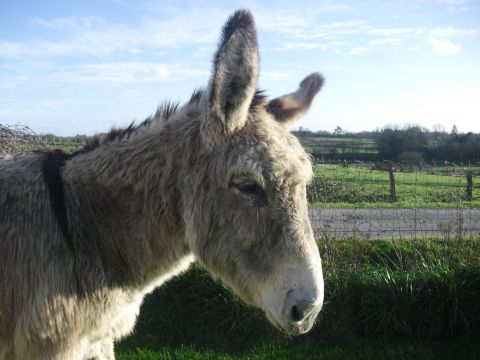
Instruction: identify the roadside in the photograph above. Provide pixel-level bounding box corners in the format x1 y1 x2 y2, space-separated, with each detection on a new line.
309 208 480 239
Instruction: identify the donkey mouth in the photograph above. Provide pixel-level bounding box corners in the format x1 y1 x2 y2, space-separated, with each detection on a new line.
264 309 318 336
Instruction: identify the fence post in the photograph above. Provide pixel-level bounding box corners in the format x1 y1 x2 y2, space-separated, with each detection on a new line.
466 172 473 201
389 167 396 202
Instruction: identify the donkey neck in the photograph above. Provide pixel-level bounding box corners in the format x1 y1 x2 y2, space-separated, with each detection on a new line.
61 120 197 290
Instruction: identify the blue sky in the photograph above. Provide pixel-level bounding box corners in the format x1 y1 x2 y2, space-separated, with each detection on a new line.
1 0 479 136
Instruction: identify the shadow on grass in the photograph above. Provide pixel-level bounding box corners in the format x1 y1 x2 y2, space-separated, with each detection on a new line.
116 239 480 357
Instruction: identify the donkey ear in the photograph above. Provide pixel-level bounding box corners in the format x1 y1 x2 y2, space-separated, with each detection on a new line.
203 10 259 147
267 73 324 129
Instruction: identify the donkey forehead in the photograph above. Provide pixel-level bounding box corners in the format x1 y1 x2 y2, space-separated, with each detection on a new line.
228 118 313 186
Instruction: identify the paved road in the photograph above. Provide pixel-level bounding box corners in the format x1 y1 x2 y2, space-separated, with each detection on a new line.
308 208 480 239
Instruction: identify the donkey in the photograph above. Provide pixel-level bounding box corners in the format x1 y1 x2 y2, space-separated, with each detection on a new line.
0 10 324 360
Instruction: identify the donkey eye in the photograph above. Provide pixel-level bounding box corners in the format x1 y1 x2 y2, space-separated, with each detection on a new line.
235 182 268 207
237 182 260 194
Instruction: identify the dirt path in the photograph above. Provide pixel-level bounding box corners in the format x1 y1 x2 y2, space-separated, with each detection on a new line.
308 208 480 239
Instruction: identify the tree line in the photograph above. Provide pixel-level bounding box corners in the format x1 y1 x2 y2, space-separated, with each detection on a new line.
376 125 480 162
293 125 480 162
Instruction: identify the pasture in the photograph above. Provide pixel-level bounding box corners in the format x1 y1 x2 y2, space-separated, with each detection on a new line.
308 162 480 208
301 136 378 161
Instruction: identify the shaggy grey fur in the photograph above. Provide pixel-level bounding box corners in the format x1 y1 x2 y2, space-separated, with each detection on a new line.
0 9 324 360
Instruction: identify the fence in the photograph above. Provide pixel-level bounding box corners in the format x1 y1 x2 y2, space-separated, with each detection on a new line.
307 160 480 239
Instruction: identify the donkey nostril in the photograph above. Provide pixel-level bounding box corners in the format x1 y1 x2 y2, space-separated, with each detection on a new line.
285 288 321 325
291 305 303 322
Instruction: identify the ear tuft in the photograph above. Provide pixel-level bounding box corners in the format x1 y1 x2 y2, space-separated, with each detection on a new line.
267 72 324 129
217 10 256 52
203 9 260 149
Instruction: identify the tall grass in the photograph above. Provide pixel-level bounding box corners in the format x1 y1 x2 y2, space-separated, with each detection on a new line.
116 238 480 358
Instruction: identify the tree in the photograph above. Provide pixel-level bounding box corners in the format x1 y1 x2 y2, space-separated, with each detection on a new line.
333 126 343 135
451 125 458 136
432 123 445 133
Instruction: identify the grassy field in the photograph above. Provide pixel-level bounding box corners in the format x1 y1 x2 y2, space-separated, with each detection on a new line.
308 163 480 208
46 141 82 153
300 136 379 160
115 238 480 359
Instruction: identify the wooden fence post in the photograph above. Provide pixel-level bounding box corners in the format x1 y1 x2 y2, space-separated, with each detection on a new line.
466 172 473 201
389 167 396 202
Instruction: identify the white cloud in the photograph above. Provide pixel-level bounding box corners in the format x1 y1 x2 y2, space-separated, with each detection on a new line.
322 65 372 72
350 47 369 55
429 26 480 37
434 0 472 11
261 71 291 80
368 38 403 46
273 41 339 52
35 16 107 31
51 62 208 85
2 6 473 62
370 27 425 36
0 10 227 59
429 37 461 55
435 0 467 5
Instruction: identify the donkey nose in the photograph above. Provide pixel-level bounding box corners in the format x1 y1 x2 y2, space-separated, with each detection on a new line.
284 288 320 324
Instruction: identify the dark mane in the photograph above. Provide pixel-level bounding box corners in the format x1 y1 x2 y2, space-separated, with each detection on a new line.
74 89 267 156
251 90 267 109
73 122 139 155
73 101 179 156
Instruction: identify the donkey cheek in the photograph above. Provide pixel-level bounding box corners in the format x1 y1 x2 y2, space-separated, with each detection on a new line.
241 251 269 276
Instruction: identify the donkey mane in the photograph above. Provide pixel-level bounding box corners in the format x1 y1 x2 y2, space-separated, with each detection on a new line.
72 89 267 156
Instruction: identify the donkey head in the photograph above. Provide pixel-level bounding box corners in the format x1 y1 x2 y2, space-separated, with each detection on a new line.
185 10 324 335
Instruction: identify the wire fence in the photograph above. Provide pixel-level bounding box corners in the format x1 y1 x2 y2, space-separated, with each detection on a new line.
2 127 478 240
307 160 480 239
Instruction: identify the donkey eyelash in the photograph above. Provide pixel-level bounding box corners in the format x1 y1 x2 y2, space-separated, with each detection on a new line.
236 182 262 195
233 181 268 207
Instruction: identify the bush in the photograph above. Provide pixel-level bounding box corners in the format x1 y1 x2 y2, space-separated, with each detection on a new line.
398 151 425 164
0 123 43 155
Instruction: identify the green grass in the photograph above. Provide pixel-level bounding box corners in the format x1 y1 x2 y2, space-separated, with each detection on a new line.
300 136 378 159
46 141 81 153
308 164 480 207
304 146 378 155
302 136 376 144
115 238 480 359
116 337 480 360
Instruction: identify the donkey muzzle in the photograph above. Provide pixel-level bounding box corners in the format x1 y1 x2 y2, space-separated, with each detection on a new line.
282 288 323 334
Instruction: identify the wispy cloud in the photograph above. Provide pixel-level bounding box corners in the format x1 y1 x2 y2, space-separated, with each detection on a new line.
429 26 480 37
350 47 369 55
35 16 107 31
429 37 461 55
433 0 474 12
2 5 477 61
51 62 208 85
0 10 228 59
368 38 404 46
